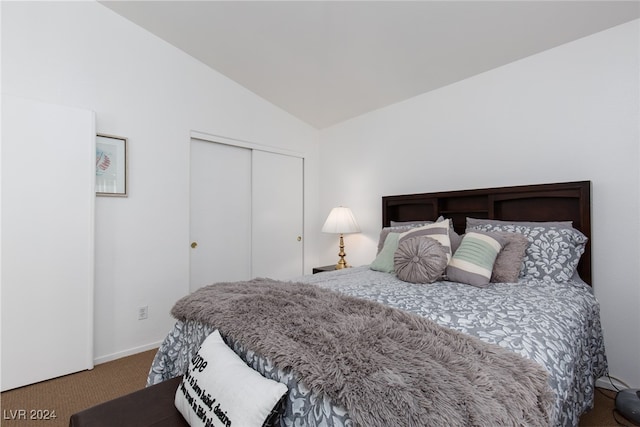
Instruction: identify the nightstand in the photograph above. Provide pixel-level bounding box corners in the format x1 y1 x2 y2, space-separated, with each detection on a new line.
312 265 337 274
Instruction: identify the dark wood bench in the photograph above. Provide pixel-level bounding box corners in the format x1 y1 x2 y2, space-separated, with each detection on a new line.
69 377 188 427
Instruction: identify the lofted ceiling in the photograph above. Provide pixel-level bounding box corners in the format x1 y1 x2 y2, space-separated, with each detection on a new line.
100 1 639 129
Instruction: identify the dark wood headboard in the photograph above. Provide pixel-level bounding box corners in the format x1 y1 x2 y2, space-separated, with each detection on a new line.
382 181 592 285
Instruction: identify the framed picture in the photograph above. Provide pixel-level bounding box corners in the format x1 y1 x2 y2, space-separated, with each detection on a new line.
96 134 127 197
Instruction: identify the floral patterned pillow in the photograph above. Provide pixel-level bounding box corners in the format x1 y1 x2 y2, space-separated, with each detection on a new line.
466 219 587 283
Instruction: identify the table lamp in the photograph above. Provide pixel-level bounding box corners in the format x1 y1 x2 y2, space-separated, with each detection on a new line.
322 206 361 269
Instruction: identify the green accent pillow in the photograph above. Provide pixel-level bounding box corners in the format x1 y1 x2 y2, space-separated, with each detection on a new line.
446 231 503 287
370 232 400 273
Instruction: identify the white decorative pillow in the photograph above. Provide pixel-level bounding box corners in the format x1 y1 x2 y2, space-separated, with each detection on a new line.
446 231 503 288
175 330 288 427
399 219 452 261
377 222 431 254
377 216 447 254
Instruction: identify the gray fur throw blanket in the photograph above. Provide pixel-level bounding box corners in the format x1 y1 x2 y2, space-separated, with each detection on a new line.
172 279 553 427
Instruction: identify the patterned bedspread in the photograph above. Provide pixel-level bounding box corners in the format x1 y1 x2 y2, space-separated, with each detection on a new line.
148 266 607 427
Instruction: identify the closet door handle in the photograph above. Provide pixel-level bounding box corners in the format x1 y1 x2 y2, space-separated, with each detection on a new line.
191 242 198 249
297 236 302 242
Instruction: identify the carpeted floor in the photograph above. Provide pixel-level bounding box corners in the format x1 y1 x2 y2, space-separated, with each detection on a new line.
0 349 157 427
0 348 635 427
579 387 639 427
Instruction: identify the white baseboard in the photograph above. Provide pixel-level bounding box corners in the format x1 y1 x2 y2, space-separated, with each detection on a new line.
596 376 630 391
93 341 163 366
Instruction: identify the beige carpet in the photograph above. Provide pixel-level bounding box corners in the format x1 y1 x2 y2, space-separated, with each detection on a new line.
0 348 635 427
0 349 156 427
580 387 639 427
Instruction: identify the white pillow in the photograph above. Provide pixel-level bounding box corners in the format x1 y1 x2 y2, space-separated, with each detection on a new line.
399 219 452 261
175 329 288 427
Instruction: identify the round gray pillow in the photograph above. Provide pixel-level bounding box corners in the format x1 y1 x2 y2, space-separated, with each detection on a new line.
394 236 448 284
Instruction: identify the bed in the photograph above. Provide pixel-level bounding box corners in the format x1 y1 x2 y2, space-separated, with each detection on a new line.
148 181 607 427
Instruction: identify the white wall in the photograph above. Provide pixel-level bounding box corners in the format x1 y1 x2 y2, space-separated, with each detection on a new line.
319 20 640 388
3 0 638 389
1 1 320 363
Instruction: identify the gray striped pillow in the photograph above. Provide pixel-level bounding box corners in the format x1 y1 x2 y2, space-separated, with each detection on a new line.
446 231 503 287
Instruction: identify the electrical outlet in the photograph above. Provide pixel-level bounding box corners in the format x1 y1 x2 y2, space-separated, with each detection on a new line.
138 305 148 320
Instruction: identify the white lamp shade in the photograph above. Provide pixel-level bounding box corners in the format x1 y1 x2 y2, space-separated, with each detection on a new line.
322 207 361 234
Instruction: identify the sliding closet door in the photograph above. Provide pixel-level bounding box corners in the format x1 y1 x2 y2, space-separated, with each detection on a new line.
189 140 252 291
1 95 95 391
252 150 304 280
190 137 304 287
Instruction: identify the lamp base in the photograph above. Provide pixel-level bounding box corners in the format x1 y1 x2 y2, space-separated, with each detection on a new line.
335 234 349 269
335 260 349 269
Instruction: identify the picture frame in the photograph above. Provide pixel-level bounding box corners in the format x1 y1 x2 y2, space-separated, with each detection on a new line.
96 133 127 197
